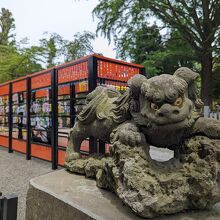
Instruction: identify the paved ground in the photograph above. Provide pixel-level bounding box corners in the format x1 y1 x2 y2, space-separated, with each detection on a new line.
0 147 53 220
0 145 173 220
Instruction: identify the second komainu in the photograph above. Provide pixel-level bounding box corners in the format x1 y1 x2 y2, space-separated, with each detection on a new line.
65 67 220 218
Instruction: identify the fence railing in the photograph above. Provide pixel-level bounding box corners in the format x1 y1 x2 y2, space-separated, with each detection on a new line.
0 54 145 169
203 106 220 121
207 112 220 121
0 194 18 220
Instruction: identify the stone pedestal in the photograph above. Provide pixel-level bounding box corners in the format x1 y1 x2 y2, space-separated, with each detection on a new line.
26 169 220 220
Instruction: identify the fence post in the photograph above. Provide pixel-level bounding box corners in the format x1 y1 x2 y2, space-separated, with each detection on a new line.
0 195 18 220
99 140 106 154
0 195 4 220
88 56 98 154
8 83 13 153
51 68 58 169
26 77 31 160
70 84 76 127
140 67 146 76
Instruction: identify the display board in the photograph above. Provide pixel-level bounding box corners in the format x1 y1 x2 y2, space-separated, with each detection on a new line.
57 85 71 154
12 92 27 140
30 88 52 145
0 95 9 137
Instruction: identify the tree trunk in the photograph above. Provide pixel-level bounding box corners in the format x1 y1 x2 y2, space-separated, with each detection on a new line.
200 53 213 106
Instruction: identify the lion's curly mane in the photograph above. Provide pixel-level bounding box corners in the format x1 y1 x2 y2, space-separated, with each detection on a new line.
77 86 132 124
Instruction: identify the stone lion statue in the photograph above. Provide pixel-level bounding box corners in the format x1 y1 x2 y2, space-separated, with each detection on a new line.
65 67 219 162
65 67 220 218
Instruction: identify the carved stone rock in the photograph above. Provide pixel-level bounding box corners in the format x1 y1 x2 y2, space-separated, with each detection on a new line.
65 135 220 218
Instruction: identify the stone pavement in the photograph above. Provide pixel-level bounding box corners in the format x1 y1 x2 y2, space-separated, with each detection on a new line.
0 147 52 220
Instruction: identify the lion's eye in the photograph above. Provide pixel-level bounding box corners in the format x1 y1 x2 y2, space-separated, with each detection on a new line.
174 97 183 106
151 103 159 111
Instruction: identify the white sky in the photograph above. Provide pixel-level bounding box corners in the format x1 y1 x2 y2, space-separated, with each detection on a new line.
0 0 116 59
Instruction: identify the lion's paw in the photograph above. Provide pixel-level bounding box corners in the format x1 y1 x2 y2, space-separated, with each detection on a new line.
112 123 144 147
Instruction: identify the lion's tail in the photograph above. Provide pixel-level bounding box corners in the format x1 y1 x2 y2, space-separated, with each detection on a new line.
77 86 120 124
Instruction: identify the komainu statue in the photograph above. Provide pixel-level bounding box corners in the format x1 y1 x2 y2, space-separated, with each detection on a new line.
65 67 220 218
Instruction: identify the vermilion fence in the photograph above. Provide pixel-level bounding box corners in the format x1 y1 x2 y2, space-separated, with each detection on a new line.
0 54 144 169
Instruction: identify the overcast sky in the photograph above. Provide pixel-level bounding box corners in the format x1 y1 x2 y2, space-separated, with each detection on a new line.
0 0 116 59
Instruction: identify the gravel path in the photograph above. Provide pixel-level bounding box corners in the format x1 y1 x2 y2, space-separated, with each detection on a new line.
0 147 53 220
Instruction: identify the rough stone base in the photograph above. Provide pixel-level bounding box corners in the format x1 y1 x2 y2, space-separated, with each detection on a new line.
65 136 220 218
26 169 220 220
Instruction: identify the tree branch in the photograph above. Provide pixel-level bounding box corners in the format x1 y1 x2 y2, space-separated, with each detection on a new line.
150 3 202 52
178 0 205 40
157 1 203 44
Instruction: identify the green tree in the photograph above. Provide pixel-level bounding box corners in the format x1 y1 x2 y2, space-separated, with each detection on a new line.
0 9 43 82
0 8 15 45
38 31 95 66
116 24 162 64
63 31 95 62
143 29 197 76
0 44 43 82
39 33 64 68
93 0 220 105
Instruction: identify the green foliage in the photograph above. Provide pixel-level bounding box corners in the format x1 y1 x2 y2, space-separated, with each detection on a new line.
93 1 198 75
39 32 64 68
93 0 151 42
0 44 43 83
143 29 197 77
0 8 15 45
0 8 43 83
38 31 95 67
116 24 162 64
0 8 96 83
93 0 220 55
62 31 95 62
93 0 220 104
